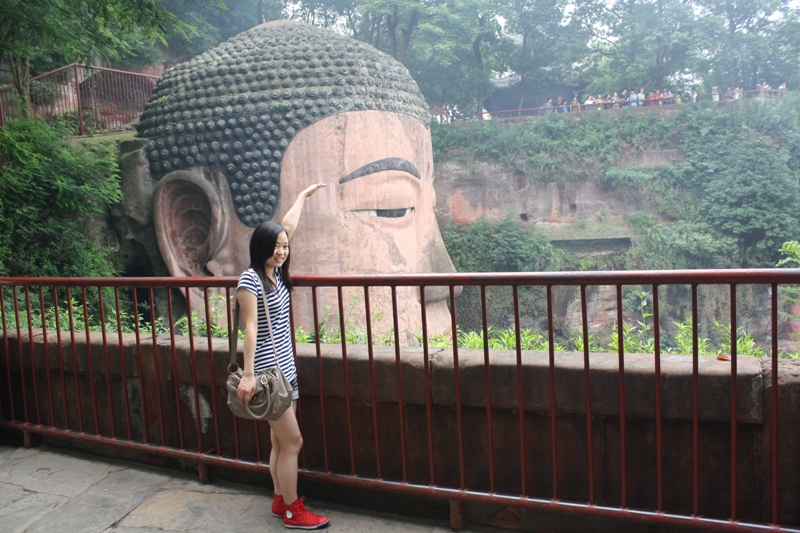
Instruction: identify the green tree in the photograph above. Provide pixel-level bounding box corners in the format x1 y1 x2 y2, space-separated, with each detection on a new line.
697 0 794 90
358 0 432 62
767 8 800 91
626 214 738 270
442 213 564 273
504 0 578 107
700 138 798 263
158 0 283 59
0 119 122 276
0 0 215 110
287 0 358 31
588 0 711 94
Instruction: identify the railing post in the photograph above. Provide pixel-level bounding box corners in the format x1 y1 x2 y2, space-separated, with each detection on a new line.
23 430 34 448
198 462 210 484
74 64 84 135
449 499 463 531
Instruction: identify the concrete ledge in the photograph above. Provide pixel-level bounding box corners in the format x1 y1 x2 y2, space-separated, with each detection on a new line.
5 330 763 422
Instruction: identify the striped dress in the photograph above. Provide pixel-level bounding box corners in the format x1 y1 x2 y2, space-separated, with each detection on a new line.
236 268 296 383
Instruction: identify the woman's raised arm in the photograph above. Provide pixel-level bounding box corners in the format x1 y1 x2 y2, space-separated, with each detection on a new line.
281 182 327 240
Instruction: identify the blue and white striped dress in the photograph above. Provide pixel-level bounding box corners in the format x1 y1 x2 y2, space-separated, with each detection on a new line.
236 268 296 383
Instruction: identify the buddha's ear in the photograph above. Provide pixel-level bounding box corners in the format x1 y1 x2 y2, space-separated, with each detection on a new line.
153 169 230 278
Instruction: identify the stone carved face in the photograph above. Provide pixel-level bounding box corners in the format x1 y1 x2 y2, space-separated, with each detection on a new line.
279 109 455 340
139 21 457 340
151 109 456 340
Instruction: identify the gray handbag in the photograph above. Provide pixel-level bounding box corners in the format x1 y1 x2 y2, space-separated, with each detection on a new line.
226 274 292 421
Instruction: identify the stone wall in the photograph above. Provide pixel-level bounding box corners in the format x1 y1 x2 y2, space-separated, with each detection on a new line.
2 329 799 531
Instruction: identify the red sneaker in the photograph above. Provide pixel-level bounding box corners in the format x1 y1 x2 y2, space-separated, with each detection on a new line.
284 496 330 529
272 494 285 517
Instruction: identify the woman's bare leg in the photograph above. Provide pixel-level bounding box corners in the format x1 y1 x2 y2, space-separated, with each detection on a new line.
269 402 301 504
269 402 297 496
270 427 282 495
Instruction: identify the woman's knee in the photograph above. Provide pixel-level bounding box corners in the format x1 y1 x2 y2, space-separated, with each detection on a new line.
282 433 303 454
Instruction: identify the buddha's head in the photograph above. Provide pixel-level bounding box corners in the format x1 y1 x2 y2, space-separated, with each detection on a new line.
136 21 457 341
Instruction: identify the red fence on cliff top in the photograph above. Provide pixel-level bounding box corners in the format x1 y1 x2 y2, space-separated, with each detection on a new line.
432 88 787 123
0 64 158 134
1 270 800 532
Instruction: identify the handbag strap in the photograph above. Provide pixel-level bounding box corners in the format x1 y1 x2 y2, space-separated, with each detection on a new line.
229 270 281 373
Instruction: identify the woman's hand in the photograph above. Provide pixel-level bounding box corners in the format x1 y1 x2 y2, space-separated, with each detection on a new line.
300 182 326 199
237 373 256 407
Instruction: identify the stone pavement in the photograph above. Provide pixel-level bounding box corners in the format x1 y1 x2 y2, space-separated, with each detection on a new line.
0 444 471 533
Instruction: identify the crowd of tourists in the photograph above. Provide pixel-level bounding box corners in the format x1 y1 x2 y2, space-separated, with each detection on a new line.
433 81 789 122
541 82 787 113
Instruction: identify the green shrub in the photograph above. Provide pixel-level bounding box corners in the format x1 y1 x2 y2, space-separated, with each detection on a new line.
0 118 121 277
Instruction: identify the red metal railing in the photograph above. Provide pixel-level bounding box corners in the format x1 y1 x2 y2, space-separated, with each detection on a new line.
0 64 158 135
1 270 799 532
433 88 788 123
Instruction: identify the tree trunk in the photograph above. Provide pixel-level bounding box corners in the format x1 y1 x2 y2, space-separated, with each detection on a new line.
627 0 636 91
398 9 420 64
373 15 383 49
473 32 485 121
387 6 399 59
727 5 739 88
362 12 370 41
7 49 31 116
518 29 532 111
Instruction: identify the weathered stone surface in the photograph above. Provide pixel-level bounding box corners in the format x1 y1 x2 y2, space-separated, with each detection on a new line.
103 527 170 533
0 445 462 533
761 358 800 525
433 160 642 229
0 446 112 497
0 445 14 467
116 489 269 532
23 466 168 533
0 482 68 533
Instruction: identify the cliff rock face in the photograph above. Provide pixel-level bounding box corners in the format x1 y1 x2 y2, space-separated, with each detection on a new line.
432 150 683 231
429 150 790 345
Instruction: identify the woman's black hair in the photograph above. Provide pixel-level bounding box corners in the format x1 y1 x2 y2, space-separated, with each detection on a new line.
249 221 294 292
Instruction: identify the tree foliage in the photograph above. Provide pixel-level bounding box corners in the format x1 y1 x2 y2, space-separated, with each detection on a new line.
442 213 566 273
7 0 796 113
157 0 283 60
0 119 122 276
0 0 218 109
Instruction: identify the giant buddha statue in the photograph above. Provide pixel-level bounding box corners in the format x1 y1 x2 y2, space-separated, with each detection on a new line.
130 20 458 343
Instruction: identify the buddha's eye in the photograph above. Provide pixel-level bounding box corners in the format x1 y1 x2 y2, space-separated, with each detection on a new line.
354 208 413 218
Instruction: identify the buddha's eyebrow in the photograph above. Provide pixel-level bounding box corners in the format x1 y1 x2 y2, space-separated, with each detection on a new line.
339 157 420 184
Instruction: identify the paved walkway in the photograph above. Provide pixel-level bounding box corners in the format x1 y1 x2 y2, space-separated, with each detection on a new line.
0 444 470 533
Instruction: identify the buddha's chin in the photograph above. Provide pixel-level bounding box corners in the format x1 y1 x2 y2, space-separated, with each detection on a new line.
424 300 453 338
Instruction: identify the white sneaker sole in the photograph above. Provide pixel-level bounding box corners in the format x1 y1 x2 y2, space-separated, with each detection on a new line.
283 518 331 529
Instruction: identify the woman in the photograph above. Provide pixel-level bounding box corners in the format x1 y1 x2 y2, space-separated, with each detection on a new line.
236 182 329 530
